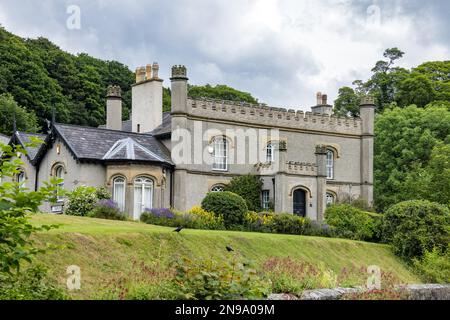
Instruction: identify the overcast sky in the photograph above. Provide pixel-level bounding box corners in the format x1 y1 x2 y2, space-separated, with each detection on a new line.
0 0 448 109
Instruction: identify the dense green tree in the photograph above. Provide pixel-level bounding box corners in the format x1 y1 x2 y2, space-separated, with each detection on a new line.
402 143 450 207
0 26 135 133
188 84 258 104
374 103 450 211
0 94 39 135
333 86 361 117
396 73 435 108
224 175 263 212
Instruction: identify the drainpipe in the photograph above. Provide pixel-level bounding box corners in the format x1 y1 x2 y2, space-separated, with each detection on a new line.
170 167 174 208
272 177 275 210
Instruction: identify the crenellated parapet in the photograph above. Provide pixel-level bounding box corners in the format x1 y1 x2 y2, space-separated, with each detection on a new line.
187 97 363 135
286 161 317 176
171 65 188 80
107 85 122 98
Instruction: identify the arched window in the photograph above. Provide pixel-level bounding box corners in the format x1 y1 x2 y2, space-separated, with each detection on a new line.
54 165 65 202
133 176 153 220
113 176 126 212
17 171 26 184
211 185 225 192
266 142 275 163
326 192 335 207
212 136 228 171
326 149 334 179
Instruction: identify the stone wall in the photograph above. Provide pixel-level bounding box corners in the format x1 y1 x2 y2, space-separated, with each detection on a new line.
268 284 450 300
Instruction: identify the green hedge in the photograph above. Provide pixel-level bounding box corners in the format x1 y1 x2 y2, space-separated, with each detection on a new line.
382 200 450 260
325 204 380 242
201 192 248 228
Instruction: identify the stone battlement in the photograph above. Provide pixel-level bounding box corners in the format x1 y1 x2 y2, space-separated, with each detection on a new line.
107 85 121 98
187 97 363 136
286 161 317 176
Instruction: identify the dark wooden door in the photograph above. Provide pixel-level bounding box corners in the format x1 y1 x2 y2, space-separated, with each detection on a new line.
293 189 306 217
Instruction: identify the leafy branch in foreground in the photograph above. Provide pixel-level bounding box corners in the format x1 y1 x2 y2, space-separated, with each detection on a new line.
0 139 61 276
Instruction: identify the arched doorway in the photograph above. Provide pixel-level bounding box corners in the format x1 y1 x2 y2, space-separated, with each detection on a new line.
293 189 306 217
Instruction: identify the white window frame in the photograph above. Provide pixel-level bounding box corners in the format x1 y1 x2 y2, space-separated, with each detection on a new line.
261 190 270 210
133 176 153 220
211 185 225 192
212 136 228 171
326 149 334 180
55 166 65 202
113 176 126 212
326 192 335 207
266 142 275 163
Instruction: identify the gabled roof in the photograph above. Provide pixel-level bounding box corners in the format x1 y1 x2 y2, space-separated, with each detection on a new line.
53 123 173 165
14 132 47 162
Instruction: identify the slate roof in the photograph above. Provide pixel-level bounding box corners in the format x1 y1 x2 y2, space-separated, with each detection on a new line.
98 112 171 137
98 119 132 132
15 132 47 162
150 112 172 137
53 123 173 165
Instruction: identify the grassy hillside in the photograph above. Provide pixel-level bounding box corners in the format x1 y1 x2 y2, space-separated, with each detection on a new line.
30 214 420 299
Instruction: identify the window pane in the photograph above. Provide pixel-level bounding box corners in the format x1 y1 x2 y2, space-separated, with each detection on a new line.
262 190 270 210
213 137 228 170
113 177 125 212
326 150 334 179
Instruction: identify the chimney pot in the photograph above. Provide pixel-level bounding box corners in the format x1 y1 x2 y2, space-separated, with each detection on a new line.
152 62 159 79
145 64 152 80
316 92 322 105
322 94 328 105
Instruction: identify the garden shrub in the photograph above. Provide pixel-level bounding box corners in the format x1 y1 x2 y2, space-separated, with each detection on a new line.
201 191 248 228
243 211 274 233
171 257 271 300
65 185 111 216
140 207 224 230
325 204 378 241
413 246 450 283
303 220 335 238
0 265 67 300
268 214 310 235
187 206 225 229
421 248 450 281
224 174 263 211
382 200 450 260
88 199 125 221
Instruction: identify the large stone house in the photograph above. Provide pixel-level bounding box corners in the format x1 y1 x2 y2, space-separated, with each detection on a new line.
6 63 374 221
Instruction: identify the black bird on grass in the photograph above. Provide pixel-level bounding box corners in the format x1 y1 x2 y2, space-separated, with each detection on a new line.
226 245 234 252
173 226 184 233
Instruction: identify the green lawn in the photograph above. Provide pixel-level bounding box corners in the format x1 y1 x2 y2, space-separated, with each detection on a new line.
30 214 420 299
